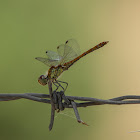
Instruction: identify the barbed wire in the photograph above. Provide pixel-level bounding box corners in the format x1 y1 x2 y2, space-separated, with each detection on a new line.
0 90 140 130
1 93 140 106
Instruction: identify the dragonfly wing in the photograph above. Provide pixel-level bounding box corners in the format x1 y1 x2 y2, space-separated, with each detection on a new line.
46 50 62 60
56 44 65 57
35 57 60 67
57 39 81 64
65 39 81 55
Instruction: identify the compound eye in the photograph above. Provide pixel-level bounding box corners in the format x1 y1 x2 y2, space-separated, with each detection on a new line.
40 75 46 79
38 75 48 86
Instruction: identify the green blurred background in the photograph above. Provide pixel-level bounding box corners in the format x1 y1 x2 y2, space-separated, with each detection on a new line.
0 0 140 139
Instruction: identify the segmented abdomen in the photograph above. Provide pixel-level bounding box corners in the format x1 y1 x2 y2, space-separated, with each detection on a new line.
63 41 109 69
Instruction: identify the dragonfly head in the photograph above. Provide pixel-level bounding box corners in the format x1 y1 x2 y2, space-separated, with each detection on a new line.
38 75 48 86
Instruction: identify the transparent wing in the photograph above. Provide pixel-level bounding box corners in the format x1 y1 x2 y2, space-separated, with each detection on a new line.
46 50 62 60
35 57 60 67
57 39 81 64
65 39 81 55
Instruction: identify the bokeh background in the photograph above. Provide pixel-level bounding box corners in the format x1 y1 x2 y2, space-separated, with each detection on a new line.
0 0 140 139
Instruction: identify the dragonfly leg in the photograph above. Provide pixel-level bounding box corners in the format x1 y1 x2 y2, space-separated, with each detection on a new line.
53 81 65 91
56 80 68 92
53 82 59 91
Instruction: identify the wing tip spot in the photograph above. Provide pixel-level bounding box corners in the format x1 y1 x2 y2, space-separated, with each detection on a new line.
65 40 68 44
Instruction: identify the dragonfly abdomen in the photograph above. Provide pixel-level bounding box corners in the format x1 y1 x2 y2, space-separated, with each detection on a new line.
64 41 109 69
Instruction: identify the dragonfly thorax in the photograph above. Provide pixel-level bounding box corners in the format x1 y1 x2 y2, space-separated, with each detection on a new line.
48 65 64 80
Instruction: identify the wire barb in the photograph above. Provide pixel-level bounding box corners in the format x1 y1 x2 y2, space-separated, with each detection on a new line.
48 80 55 131
71 101 88 126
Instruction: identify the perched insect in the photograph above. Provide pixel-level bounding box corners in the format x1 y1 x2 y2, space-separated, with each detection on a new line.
36 39 109 90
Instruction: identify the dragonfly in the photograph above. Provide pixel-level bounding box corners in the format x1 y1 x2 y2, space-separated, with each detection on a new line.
35 39 109 91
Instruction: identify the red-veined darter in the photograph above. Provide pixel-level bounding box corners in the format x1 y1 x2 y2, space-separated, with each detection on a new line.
35 39 109 88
